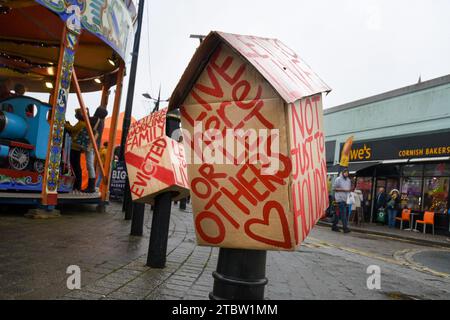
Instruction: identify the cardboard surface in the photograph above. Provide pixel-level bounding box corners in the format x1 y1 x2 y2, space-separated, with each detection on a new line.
125 109 189 204
174 31 330 251
179 43 328 250
287 94 329 245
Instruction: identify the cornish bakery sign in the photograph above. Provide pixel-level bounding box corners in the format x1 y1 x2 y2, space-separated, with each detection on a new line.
340 131 450 162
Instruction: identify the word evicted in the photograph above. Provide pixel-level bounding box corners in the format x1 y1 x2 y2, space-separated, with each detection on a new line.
129 137 167 198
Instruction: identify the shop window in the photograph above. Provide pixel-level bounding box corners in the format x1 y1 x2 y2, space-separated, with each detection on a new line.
400 177 422 211
423 177 449 214
402 164 423 177
1 103 13 113
356 177 373 205
424 163 450 177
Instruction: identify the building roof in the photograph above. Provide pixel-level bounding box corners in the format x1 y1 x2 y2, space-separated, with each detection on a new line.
324 74 450 115
168 31 331 110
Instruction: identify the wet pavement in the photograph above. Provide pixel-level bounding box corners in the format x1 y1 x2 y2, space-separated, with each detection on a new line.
0 202 449 300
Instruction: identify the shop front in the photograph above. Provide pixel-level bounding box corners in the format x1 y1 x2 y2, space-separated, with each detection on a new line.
332 131 450 234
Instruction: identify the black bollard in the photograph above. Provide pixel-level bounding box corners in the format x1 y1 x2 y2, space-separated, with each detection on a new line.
209 248 268 300
130 202 145 236
123 179 133 220
179 198 186 210
146 192 172 268
145 109 180 268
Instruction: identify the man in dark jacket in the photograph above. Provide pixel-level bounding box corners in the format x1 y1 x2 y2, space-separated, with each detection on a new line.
375 187 387 222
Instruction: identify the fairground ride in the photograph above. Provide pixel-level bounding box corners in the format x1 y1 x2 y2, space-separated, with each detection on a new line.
0 0 136 209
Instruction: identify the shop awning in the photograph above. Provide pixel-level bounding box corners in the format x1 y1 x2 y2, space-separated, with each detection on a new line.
327 161 380 175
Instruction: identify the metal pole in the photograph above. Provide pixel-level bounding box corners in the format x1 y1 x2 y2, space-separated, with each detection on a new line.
100 62 125 204
130 202 145 236
72 71 106 178
210 249 268 300
146 112 179 268
120 0 145 220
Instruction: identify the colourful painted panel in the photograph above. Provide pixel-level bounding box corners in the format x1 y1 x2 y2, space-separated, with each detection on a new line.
35 0 133 60
43 29 79 202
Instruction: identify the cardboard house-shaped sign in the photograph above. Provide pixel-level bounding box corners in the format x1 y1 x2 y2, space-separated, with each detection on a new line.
124 109 190 205
168 31 331 251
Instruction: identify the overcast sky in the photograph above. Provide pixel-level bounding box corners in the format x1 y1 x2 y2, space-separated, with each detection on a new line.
65 0 450 122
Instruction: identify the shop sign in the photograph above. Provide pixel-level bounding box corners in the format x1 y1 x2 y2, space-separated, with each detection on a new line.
340 131 450 162
109 160 126 200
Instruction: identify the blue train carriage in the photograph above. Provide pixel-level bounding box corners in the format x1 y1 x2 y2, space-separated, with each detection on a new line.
0 95 74 193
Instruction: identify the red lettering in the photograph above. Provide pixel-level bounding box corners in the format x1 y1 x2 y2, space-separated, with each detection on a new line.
205 191 240 229
210 45 246 85
194 65 224 98
191 177 211 199
199 164 227 189
195 211 226 244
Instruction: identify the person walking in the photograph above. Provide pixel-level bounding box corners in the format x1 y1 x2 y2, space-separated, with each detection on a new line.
386 189 400 228
352 188 364 225
332 168 352 233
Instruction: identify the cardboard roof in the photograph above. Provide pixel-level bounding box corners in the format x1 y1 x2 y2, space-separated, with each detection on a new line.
168 31 331 110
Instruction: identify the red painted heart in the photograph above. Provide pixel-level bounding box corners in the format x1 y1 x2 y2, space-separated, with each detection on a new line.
244 201 292 249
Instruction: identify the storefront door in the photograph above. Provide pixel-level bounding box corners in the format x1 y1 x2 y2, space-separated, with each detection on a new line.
370 178 400 222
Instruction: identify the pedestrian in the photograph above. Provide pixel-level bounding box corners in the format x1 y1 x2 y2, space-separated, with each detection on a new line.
65 108 89 191
375 187 387 222
332 168 352 233
83 106 108 193
386 189 400 228
351 188 364 225
96 141 108 189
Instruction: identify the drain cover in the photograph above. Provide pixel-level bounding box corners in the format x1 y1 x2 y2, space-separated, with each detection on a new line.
412 251 450 274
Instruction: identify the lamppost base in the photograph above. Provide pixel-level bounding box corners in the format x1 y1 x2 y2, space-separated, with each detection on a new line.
209 248 268 300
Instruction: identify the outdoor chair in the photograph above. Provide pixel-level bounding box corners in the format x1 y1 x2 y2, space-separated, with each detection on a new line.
395 209 411 230
415 211 435 235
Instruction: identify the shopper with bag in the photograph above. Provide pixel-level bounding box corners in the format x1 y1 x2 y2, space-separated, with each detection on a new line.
332 168 352 233
375 187 387 223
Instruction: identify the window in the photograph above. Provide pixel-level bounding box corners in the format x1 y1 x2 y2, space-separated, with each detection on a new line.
400 177 422 211
25 104 37 118
423 177 449 214
1 103 13 113
356 177 373 206
402 164 423 177
424 163 450 177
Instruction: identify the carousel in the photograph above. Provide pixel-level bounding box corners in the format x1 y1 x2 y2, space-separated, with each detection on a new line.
0 0 136 207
